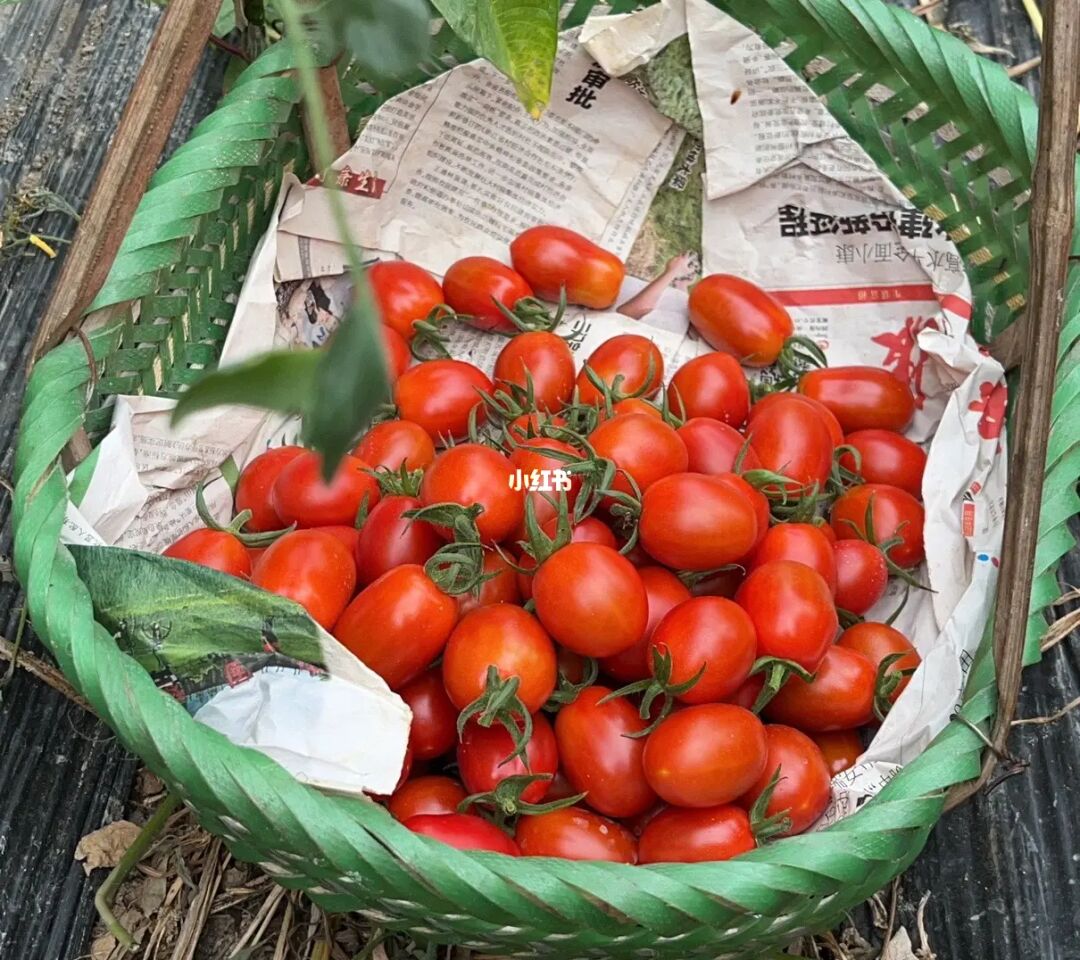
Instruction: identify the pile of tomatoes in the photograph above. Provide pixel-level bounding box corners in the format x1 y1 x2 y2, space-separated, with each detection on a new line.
164 224 928 865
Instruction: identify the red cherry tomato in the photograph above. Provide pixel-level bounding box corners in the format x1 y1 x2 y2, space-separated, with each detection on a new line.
355 495 442 586
540 515 617 549
711 472 769 551
543 770 581 803
639 473 759 571
510 226 625 309
666 353 750 425
164 528 251 578
318 525 362 559
515 807 637 863
678 418 761 475
600 567 691 683
443 256 533 333
252 530 357 629
354 420 435 472
420 444 524 545
334 565 458 690
458 713 558 804
554 686 657 818
441 605 557 712
746 394 834 493
638 805 755 864
812 730 864 775
643 703 768 807
456 551 522 616
506 411 568 442
838 621 921 702
381 326 411 383
575 335 663 405
588 413 688 499
831 483 925 568
509 436 582 536
800 366 916 433
271 452 381 528
750 391 844 448
688 275 794 367
833 540 888 614
735 560 837 672
598 397 663 421
739 725 831 836
727 673 765 711
749 523 837 594
532 543 648 657
840 429 926 499
404 813 519 855
235 446 305 532
399 667 458 762
394 360 492 442
368 260 444 341
764 646 877 731
494 331 576 413
388 776 466 821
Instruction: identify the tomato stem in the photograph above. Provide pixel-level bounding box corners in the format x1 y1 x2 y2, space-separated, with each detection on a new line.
366 463 424 499
599 647 705 738
749 656 816 713
872 651 915 721
458 773 586 827
748 766 792 843
543 656 598 709
194 481 295 546
408 304 458 361
456 666 535 766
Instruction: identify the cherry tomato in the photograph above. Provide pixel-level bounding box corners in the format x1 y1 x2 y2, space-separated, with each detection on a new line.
544 770 580 803
800 367 916 433
831 483 925 568
600 567 691 683
554 686 656 818
318 525 362 559
456 551 522 615
355 495 442 586
493 332 575 414
666 353 750 425
253 530 356 629
532 543 648 657
334 565 458 689
833 540 888 614
735 561 837 671
509 436 582 538
764 646 876 731
597 397 663 422
576 335 663 405
688 275 794 367
382 325 411 382
643 703 767 807
404 813 520 855
394 359 492 442
727 673 765 711
749 523 837 594
441 604 557 712
840 429 926 499
739 725 831 836
164 528 251 578
458 713 557 804
746 394 834 493
638 805 755 864
510 225 625 309
271 451 381 528
649 597 757 704
678 418 761 475
354 420 435 472
506 411 568 442
399 667 458 761
838 622 920 702
368 260 444 341
750 392 844 448
443 256 533 333
235 446 305 532
420 444 524 545
639 473 759 571
812 730 864 775
388 776 466 821
541 515 617 549
589 413 688 499
515 807 637 863
711 472 769 551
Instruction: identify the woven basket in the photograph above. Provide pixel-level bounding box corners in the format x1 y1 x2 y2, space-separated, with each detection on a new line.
14 0 1080 956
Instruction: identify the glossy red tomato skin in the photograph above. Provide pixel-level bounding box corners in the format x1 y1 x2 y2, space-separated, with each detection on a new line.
712 472 769 551
441 604 557 713
735 560 838 672
382 325 411 383
271 452 381 529
554 686 657 818
600 567 691 682
833 540 888 614
678 418 761 475
354 420 435 472
404 813 520 855
688 275 794 367
764 646 877 732
510 226 625 309
394 360 493 442
840 429 926 499
639 473 759 571
598 397 663 421
443 256 533 333
812 730 864 775
649 597 758 704
751 392 844 449
253 530 357 629
458 713 558 804
420 444 524 545
800 367 916 433
831 483 925 568
318 525 362 560
838 622 921 702
588 413 688 499
494 331 576 412
369 261 444 341
638 805 755 864
333 565 458 690
727 673 765 711
235 446 306 532
739 725 832 836
509 437 582 539
399 667 459 761
515 807 637 863
643 703 768 808
355 495 442 586
746 394 834 493
164 529 251 578
532 543 648 657
666 353 751 425
387 776 466 821
456 551 522 616
575 335 663 405
749 523 837 594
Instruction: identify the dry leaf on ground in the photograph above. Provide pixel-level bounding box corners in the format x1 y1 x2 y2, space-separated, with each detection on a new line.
75 819 142 874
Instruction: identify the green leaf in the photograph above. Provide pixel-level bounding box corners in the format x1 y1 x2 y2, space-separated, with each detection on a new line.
317 0 432 83
431 0 558 118
213 0 238 38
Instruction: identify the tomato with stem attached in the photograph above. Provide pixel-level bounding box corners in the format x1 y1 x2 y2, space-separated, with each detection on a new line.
235 446 306 532
456 551 522 615
764 646 877 731
388 776 466 821
800 366 916 433
252 530 357 629
576 335 663 405
494 332 575 412
831 483 925 568
508 436 581 537
354 420 435 472
833 540 888 614
688 274 794 367
272 451 381 528
458 712 558 804
749 523 837 594
443 256 534 333
355 495 442 586
638 805 755 864
838 621 921 703
394 359 492 443
399 666 458 761
678 418 761 475
597 397 663 421
164 529 251 578
404 813 520 855
839 429 926 499
666 353 750 425
510 226 625 309
745 394 834 494
600 567 691 683
812 730 864 775
515 806 637 863
589 413 688 499
420 444 524 545
369 260 444 341
738 725 831 836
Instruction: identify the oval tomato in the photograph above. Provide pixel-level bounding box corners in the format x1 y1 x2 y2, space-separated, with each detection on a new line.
812 730 864 775
235 446 306 532
600 566 691 683
726 673 765 711
712 472 769 552
515 807 637 863
399 667 458 762
369 260 444 341
598 397 663 422
840 429 926 499
355 495 442 586
738 725 831 836
394 359 492 442
420 444 524 545
838 621 920 702
354 420 435 472
688 275 794 367
831 483 925 568
510 226 625 309
541 515 617 549
750 391 844 449
509 436 582 538
588 413 688 498
253 530 357 629
388 776 466 821
494 332 575 413
271 451 381 528
164 528 251 578
456 551 522 615
458 712 558 804
745 394 834 493
666 353 750 425
443 256 533 333
576 334 663 405
404 813 520 855
764 646 876 731
833 540 888 614
800 366 916 432
638 805 755 864
678 418 761 475
318 525 362 558
381 325 411 383
749 523 837 594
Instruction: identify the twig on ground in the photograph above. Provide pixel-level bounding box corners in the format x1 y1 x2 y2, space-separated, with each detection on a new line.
1012 692 1080 726
1007 55 1042 78
0 633 93 711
